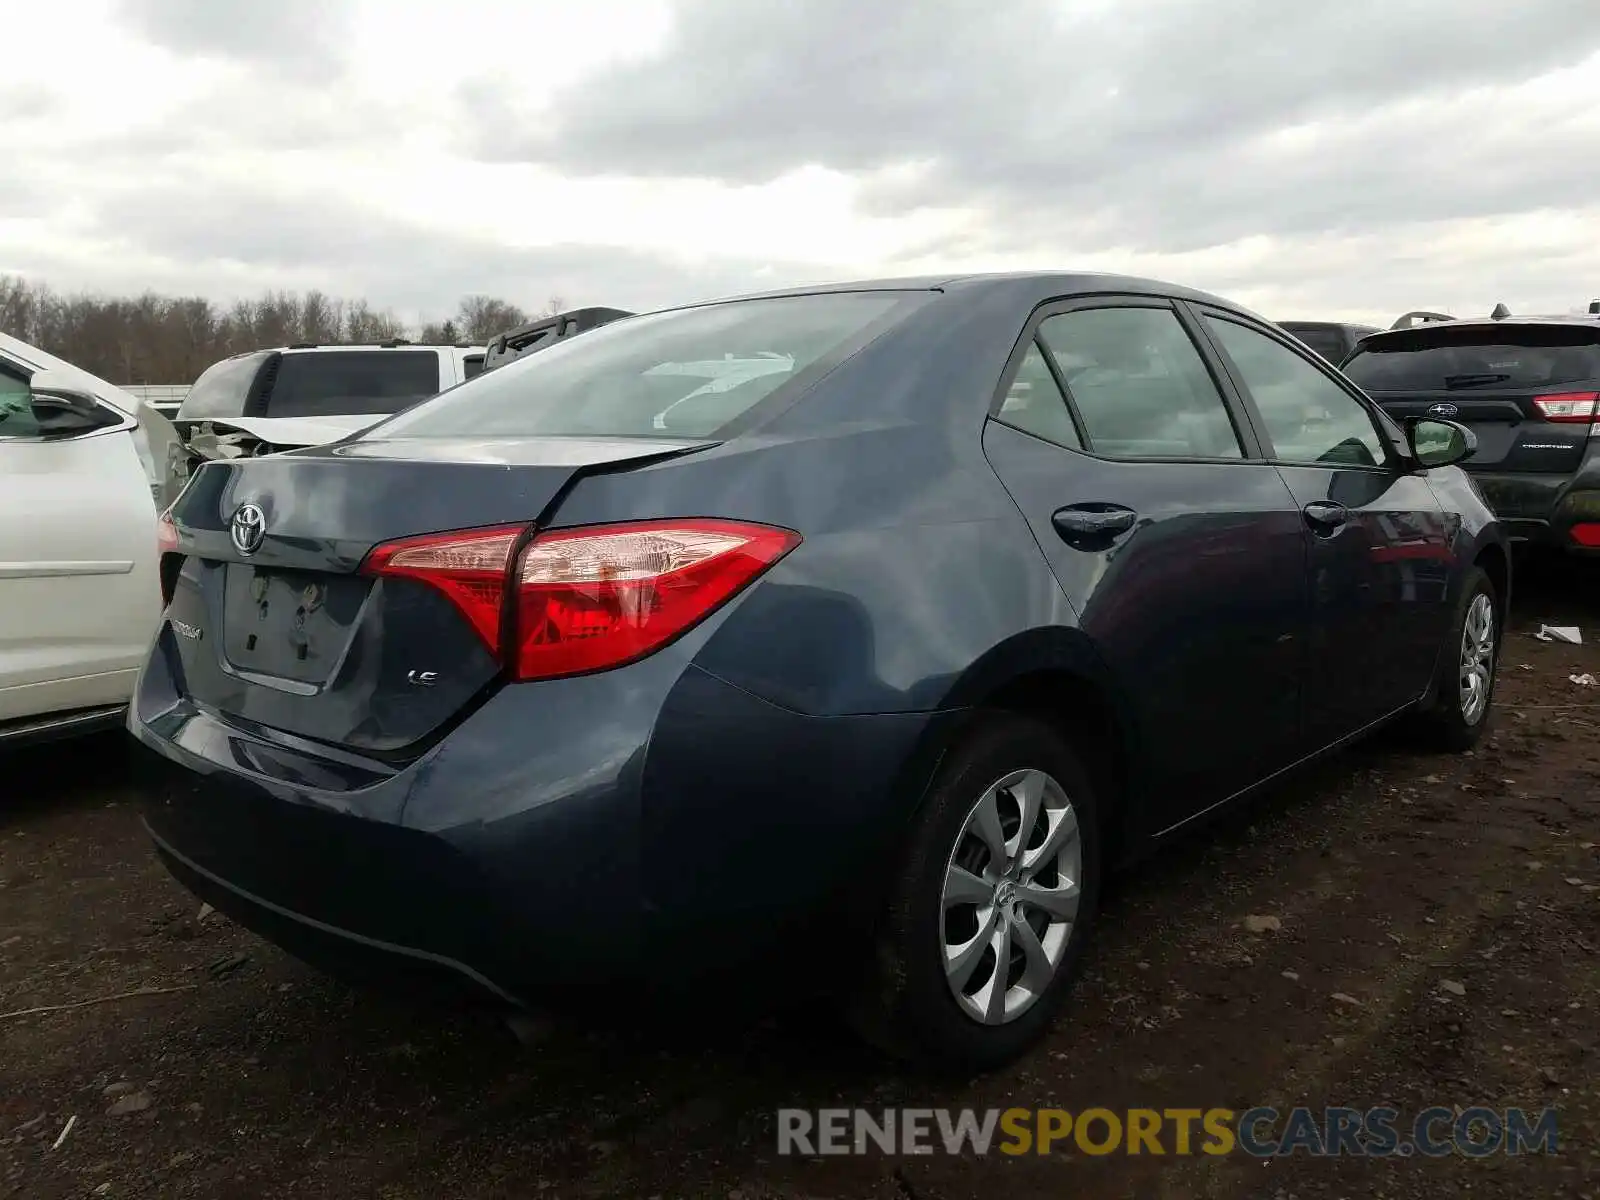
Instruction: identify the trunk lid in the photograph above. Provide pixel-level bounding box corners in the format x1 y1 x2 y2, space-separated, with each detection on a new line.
162 436 710 755
1342 322 1600 473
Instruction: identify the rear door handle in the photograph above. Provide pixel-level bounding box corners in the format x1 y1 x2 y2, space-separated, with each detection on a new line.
1052 505 1138 538
1303 501 1350 530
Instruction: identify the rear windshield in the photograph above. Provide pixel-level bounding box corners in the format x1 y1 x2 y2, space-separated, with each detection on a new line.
371 292 922 440
176 351 271 420
1281 324 1348 364
265 350 442 418
1343 327 1600 392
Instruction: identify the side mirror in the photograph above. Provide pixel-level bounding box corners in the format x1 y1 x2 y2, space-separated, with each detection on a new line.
26 371 122 438
1405 416 1477 469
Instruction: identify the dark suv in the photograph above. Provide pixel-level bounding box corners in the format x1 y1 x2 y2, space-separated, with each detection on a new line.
1278 320 1381 365
1342 312 1600 554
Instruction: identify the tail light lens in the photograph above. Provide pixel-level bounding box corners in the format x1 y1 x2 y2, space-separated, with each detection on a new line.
363 525 523 653
1533 392 1599 422
363 519 800 681
1571 523 1600 548
157 510 179 556
157 510 181 605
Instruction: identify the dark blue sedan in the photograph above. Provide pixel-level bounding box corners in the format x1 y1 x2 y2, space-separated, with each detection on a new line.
131 273 1507 1073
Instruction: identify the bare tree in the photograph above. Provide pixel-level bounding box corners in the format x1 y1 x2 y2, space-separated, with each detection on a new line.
456 295 530 342
0 275 540 383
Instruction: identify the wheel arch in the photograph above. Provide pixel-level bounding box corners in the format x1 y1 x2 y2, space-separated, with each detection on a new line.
897 628 1143 867
1474 539 1510 625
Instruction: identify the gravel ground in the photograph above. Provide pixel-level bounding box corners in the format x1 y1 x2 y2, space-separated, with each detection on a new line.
3 555 1598 1200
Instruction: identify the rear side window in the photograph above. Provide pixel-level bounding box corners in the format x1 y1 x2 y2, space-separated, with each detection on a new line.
1037 307 1243 459
175 351 271 420
265 351 441 418
374 292 923 440
1343 327 1600 392
995 342 1083 449
462 355 485 380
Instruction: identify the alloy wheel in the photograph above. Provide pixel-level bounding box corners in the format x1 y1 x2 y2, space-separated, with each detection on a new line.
940 768 1082 1025
1458 592 1496 726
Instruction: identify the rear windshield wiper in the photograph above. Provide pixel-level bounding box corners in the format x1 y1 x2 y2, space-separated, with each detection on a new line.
1443 372 1511 389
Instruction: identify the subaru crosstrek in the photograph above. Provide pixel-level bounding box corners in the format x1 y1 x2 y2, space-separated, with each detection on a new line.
1342 313 1600 554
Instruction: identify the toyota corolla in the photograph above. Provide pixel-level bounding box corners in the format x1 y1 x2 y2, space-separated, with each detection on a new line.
130 273 1507 1073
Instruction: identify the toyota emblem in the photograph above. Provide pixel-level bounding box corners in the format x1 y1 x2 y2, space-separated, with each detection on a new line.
230 503 266 555
1427 402 1459 418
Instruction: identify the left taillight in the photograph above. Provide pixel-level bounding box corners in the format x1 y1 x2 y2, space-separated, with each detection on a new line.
363 518 800 682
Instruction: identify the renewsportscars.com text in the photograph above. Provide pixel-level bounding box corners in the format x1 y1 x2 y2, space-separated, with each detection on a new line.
777 1106 1559 1158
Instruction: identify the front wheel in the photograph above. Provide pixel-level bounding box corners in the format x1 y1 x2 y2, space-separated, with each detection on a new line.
847 712 1102 1075
1411 565 1500 752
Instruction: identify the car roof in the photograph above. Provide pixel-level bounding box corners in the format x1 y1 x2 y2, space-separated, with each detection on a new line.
657 271 1266 320
0 330 141 415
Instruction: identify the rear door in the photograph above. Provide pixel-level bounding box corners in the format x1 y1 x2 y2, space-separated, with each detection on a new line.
981 297 1310 831
1341 323 1600 487
1196 310 1453 745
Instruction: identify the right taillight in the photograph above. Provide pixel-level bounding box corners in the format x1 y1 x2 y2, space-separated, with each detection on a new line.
362 518 800 682
1533 391 1600 422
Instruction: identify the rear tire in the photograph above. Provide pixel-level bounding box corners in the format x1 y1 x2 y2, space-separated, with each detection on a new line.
1410 565 1499 752
846 712 1101 1075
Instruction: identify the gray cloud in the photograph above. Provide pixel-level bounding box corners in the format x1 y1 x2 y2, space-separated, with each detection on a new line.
464 0 1600 253
38 180 845 317
0 88 61 122
116 0 351 78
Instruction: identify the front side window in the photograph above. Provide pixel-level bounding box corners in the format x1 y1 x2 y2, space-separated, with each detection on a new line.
374 291 925 441
1205 317 1387 468
1036 307 1243 459
0 362 41 438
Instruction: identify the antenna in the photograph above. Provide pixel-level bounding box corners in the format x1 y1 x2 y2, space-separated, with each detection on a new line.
1490 303 1511 320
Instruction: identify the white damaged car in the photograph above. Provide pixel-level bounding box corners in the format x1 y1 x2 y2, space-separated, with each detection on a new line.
0 332 185 745
174 341 486 463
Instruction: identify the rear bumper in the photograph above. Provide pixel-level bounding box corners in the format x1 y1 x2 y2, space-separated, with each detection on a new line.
1469 466 1600 554
128 652 940 1009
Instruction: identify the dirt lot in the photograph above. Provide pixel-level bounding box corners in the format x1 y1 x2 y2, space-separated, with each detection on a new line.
4 557 1599 1200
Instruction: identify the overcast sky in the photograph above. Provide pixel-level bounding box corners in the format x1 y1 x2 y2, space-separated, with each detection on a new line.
4 0 1600 326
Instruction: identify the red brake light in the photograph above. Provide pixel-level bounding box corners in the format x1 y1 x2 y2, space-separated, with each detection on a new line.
363 519 800 681
157 511 181 605
362 525 524 653
157 510 179 556
1571 523 1600 548
1533 392 1599 422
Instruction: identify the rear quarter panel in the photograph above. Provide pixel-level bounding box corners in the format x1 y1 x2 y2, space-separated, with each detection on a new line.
1427 463 1511 608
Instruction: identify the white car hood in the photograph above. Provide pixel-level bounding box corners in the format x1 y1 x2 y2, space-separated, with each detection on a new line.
188 413 380 449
